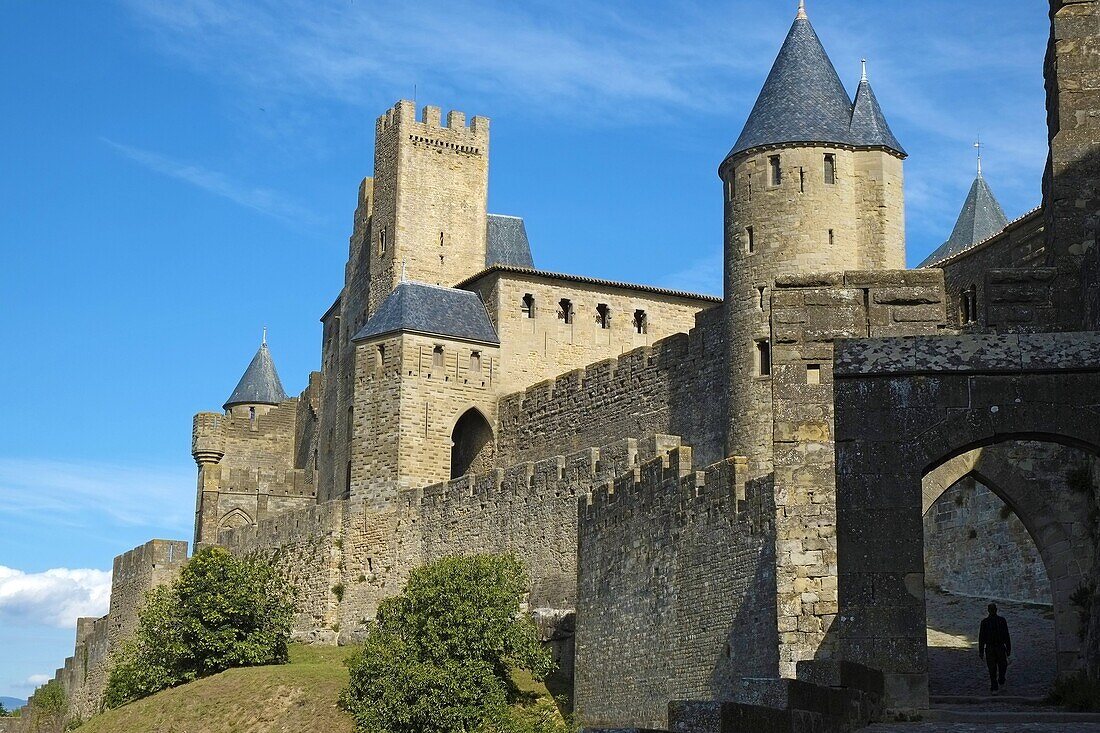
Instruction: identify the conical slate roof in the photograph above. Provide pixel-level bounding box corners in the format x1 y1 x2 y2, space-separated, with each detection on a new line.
726 13 855 163
724 7 905 166
223 342 288 409
352 281 500 345
919 174 1010 267
849 78 906 154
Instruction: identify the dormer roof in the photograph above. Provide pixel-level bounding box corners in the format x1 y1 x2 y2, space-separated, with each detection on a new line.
223 342 288 410
352 281 500 345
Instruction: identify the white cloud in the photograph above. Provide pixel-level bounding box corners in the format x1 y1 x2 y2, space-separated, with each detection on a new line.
25 674 50 687
0 457 192 532
102 138 316 224
0 567 111 629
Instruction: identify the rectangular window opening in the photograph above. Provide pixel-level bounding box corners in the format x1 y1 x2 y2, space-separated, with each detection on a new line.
746 226 756 254
633 309 648 335
755 339 772 377
828 229 835 246
757 286 766 311
769 155 782 186
559 298 574 324
522 293 535 319
807 364 821 385
379 226 387 255
799 167 805 193
432 345 444 368
470 350 482 373
596 303 611 330
824 154 836 185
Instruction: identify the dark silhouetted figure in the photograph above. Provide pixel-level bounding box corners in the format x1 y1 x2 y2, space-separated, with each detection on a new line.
979 603 1011 692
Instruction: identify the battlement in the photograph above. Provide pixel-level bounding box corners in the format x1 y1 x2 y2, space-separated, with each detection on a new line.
112 539 187 580
581 449 762 531
215 465 314 497
375 99 489 141
220 501 343 551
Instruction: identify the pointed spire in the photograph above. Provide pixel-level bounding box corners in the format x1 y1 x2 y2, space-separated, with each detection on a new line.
849 66 907 155
918 161 1010 267
223 337 288 410
797 0 808 20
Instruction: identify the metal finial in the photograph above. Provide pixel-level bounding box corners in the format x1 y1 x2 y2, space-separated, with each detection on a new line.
975 137 983 178
262 326 267 347
401 258 408 282
797 0 808 19
861 59 868 83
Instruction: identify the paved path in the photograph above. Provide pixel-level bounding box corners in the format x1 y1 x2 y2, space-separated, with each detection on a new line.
926 590 1056 697
865 725 1100 732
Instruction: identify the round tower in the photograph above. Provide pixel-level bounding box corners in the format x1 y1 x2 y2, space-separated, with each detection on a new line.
721 2 907 471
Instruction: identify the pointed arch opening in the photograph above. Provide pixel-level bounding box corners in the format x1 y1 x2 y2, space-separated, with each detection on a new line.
450 408 494 479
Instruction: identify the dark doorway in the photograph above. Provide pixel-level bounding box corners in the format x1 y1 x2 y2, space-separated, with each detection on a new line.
450 408 494 479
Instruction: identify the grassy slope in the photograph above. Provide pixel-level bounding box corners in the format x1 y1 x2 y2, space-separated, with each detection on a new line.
78 645 356 733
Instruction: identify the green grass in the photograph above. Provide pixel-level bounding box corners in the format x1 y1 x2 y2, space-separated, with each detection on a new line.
77 645 357 733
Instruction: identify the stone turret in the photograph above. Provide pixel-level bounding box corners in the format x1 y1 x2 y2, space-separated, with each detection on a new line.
223 335 288 419
721 1 907 473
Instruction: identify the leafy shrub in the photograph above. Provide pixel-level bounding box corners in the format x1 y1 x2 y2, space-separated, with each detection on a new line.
27 679 67 732
104 546 295 708
1050 673 1100 711
341 554 554 733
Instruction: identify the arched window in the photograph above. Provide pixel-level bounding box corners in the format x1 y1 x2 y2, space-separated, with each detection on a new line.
559 298 574 325
596 303 611 329
522 293 535 318
433 345 445 368
633 309 648 335
451 409 494 479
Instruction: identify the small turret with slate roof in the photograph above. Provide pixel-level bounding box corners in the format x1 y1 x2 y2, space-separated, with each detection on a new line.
919 145 1010 267
223 331 288 418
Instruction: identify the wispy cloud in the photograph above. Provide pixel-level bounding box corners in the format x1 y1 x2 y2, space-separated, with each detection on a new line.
663 252 723 296
102 138 317 224
0 457 192 531
0 566 111 629
120 0 774 120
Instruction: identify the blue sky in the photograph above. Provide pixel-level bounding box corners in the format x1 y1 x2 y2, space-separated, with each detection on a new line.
0 0 1049 698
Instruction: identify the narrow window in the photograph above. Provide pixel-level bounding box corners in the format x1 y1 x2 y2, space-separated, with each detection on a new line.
633 309 648 335
755 339 772 377
807 364 821 385
559 298 574 324
747 178 753 201
757 286 766 311
769 155 782 186
824 154 836 185
799 167 805 193
379 226 387 255
522 293 535 318
433 345 444 368
248 406 256 420
828 229 835 246
470 350 482 373
746 226 756 254
596 303 611 329
346 406 353 440
375 344 385 372
439 231 444 247
725 177 735 202
345 461 352 494
961 287 977 325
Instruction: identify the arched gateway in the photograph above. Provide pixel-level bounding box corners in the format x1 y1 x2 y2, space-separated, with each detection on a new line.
833 333 1100 708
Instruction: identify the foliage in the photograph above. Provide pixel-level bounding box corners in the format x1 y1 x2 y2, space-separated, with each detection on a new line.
341 554 553 733
0 702 6 716
104 546 295 709
27 680 67 732
1071 582 1096 641
1050 673 1100 711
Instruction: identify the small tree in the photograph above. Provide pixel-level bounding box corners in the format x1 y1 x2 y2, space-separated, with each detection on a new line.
341 554 553 733
28 680 66 732
104 546 295 708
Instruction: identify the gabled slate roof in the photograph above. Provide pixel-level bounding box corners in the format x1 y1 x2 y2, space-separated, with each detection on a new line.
724 10 905 166
352 281 500 345
849 79 906 155
919 174 1010 267
486 214 534 268
224 343 288 409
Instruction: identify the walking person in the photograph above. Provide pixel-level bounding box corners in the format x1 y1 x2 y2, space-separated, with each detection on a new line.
979 603 1011 693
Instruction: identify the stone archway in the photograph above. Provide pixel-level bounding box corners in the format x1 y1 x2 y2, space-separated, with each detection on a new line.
922 443 1094 694
450 407 495 479
833 333 1100 708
